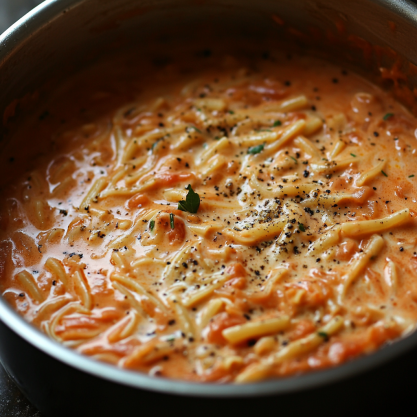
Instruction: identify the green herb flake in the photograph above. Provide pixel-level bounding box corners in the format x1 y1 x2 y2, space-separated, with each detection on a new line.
350 153 356 157
178 184 200 214
383 113 394 121
228 110 235 114
151 140 159 152
273 120 282 127
318 331 329 341
290 156 298 164
170 213 175 229
186 126 202 134
381 170 388 177
248 144 265 155
149 220 155 231
409 175 415 178
298 223 306 232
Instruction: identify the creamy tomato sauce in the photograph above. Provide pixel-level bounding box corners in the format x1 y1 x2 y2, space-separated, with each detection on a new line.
1 48 417 383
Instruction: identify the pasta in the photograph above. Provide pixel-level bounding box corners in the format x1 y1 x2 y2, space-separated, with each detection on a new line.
1 47 417 383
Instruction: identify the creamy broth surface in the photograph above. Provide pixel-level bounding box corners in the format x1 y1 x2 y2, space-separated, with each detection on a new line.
2 49 417 382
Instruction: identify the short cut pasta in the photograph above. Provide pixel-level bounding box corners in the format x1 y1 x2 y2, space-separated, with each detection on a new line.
1 46 417 383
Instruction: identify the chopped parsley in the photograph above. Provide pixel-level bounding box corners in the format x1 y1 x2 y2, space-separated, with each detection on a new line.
318 331 329 341
383 113 394 121
186 126 202 134
290 156 298 164
350 153 356 157
178 184 200 214
273 120 282 127
248 144 265 155
381 170 388 177
149 220 155 231
298 223 306 232
409 175 415 178
228 110 235 114
170 213 175 229
151 140 160 152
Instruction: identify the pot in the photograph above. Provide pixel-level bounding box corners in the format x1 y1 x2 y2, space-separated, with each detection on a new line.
1 1 417 415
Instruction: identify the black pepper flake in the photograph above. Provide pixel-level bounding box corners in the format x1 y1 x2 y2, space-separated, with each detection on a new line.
304 207 314 216
182 262 188 269
373 131 379 137
39 110 49 120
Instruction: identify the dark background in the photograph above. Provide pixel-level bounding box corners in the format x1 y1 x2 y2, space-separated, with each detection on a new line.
1 1 417 416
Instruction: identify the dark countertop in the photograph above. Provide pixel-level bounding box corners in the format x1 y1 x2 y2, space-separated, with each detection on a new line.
2 341 417 416
0 365 41 417
2 1 417 416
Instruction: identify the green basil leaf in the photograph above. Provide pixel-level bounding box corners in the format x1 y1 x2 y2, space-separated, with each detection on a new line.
178 184 200 214
248 144 265 155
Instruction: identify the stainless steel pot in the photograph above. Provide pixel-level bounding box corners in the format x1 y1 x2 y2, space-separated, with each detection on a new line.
1 1 417 415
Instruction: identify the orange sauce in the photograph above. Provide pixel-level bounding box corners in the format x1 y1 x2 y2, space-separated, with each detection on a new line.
1 47 417 382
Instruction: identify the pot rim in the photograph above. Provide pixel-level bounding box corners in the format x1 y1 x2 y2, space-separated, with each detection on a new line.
2 0 417 398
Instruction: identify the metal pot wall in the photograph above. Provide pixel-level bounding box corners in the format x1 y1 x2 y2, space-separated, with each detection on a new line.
1 1 417 415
